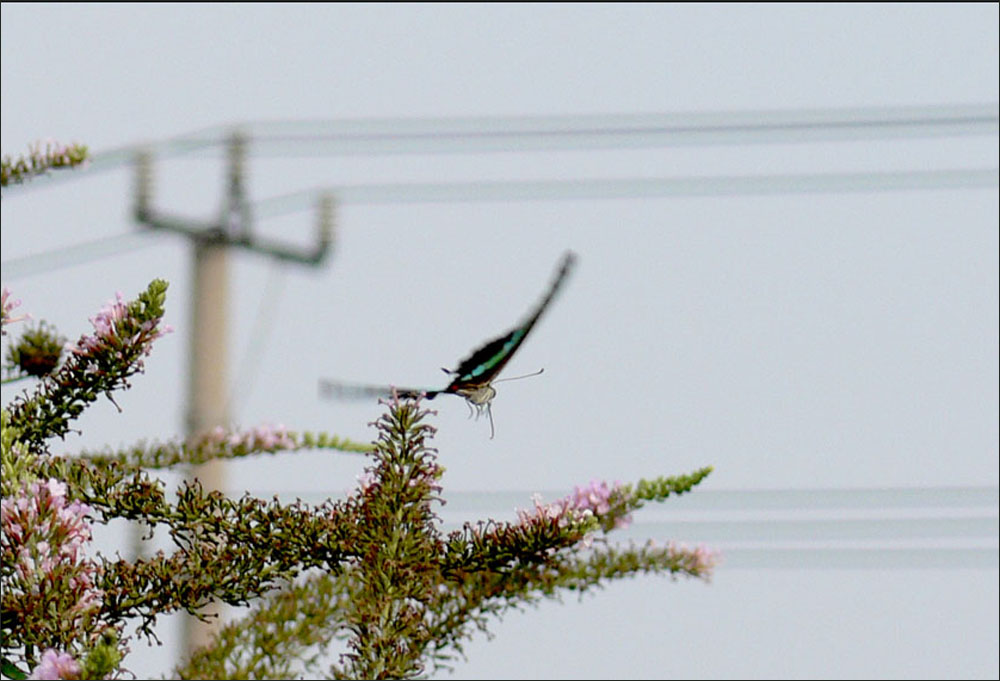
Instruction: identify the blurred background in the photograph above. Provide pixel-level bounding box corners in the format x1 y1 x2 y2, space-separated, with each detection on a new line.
2 5 997 679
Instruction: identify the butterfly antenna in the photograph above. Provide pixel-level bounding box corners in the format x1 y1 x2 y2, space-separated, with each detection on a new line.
492 367 545 384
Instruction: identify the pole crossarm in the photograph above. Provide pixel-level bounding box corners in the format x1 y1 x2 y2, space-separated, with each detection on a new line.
132 132 334 265
135 206 331 265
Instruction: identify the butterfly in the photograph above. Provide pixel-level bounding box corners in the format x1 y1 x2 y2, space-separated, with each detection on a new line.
319 251 577 438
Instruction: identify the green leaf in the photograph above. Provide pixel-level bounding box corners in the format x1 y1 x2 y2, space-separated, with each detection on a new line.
1 657 29 680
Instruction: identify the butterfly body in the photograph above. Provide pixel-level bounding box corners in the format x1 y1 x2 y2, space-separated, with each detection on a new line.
320 251 577 437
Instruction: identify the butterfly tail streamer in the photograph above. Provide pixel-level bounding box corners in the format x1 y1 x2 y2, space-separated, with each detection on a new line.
318 379 440 401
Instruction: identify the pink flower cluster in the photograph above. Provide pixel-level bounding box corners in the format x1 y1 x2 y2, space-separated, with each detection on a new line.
568 480 633 529
29 649 81 680
654 539 720 578
516 493 576 527
1 286 30 334
514 491 603 549
356 470 378 493
70 292 171 368
0 478 103 630
201 423 297 452
2 479 94 574
86 292 129 343
517 480 633 530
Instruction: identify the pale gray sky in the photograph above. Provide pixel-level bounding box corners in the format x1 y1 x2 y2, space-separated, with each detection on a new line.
2 4 998 679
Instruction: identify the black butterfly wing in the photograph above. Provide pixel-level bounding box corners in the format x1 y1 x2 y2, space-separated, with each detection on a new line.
445 251 577 392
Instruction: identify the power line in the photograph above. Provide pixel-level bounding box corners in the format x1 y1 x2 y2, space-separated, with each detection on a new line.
253 167 998 217
4 167 996 278
239 103 1000 155
0 232 158 279
225 263 287 417
711 548 997 570
432 485 999 512
603 515 997 542
3 103 996 191
252 486 998 569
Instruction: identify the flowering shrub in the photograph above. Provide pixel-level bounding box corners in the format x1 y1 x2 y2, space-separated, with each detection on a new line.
2 279 716 680
1 141 89 187
2 479 102 646
2 142 717 679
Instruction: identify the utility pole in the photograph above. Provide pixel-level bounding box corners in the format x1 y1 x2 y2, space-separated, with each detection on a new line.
133 131 333 655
